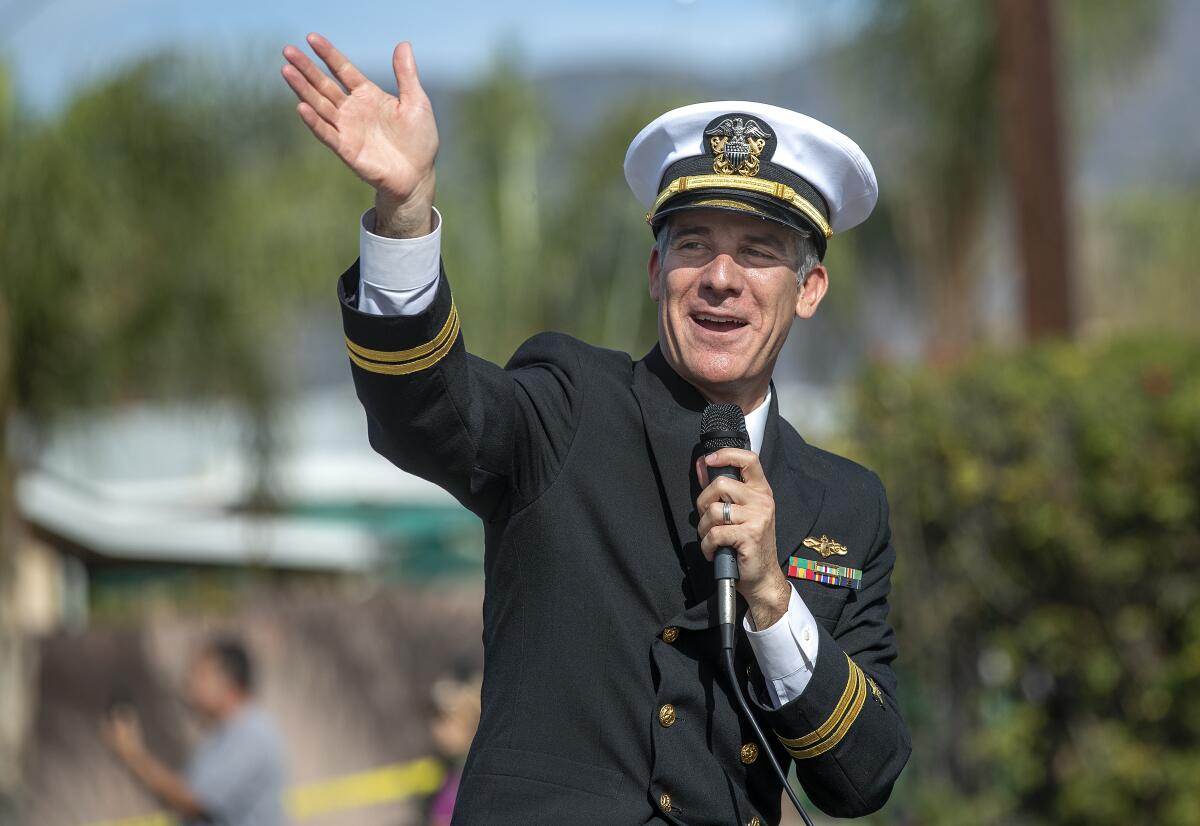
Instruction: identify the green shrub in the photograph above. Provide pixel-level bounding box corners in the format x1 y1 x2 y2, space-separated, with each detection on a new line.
850 337 1200 825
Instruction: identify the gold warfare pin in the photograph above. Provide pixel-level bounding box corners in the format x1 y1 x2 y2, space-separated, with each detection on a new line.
802 534 848 558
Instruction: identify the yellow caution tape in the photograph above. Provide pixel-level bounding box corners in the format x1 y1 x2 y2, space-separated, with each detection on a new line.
83 755 447 826
287 755 445 818
84 816 173 826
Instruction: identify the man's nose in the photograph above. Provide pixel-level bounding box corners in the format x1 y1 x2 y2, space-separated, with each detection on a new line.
699 253 744 295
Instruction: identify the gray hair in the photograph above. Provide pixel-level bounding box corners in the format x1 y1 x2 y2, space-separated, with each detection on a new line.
655 219 821 286
795 232 821 286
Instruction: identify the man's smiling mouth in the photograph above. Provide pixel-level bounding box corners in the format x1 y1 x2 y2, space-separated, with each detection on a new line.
690 312 749 333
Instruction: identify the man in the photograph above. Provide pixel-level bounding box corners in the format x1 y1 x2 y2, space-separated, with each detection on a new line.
426 664 484 826
104 636 287 826
281 33 910 824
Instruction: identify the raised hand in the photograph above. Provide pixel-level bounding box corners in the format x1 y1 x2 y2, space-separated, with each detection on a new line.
102 705 146 763
281 33 437 237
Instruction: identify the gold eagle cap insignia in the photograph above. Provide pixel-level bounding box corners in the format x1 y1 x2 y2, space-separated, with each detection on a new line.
704 116 771 177
803 534 848 558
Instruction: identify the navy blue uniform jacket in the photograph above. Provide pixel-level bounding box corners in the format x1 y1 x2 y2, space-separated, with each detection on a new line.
339 262 911 824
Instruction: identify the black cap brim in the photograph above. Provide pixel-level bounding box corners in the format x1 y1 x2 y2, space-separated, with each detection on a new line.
650 189 828 259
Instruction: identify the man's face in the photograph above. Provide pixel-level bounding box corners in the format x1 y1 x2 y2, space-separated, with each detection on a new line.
648 209 824 402
184 652 236 720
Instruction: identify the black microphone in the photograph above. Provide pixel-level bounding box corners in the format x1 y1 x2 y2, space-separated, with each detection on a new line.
700 402 817 826
699 403 750 652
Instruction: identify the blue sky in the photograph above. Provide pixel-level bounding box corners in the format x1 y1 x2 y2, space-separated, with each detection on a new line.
1 0 870 111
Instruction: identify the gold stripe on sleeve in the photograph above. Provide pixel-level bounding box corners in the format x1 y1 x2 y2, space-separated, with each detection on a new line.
345 307 461 376
775 653 859 750
785 664 867 760
346 304 459 363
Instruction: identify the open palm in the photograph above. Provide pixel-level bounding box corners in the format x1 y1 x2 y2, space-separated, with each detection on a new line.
282 34 437 206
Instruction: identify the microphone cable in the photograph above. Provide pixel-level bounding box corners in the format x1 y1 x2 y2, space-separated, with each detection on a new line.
701 403 814 826
722 646 814 826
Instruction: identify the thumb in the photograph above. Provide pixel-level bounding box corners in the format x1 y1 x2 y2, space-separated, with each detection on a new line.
392 41 427 102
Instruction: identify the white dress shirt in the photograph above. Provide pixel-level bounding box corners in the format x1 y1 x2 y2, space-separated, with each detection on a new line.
356 207 821 707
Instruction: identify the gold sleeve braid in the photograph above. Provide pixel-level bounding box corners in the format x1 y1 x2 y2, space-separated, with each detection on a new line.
776 654 868 760
345 303 460 376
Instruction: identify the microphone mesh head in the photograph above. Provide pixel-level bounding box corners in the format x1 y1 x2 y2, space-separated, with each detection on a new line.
700 403 749 453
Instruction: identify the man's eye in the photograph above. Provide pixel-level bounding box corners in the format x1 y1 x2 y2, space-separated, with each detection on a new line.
678 241 706 250
743 248 774 259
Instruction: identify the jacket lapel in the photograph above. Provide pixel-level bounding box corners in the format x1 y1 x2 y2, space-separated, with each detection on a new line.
631 346 713 607
631 349 828 612
760 386 826 568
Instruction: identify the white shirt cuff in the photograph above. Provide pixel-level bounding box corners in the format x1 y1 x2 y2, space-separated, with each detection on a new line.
357 206 443 315
743 583 820 708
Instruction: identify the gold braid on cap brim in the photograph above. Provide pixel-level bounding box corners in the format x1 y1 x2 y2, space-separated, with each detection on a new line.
646 174 833 239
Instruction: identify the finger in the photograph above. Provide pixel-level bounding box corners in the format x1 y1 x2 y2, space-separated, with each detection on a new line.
704 448 767 485
281 64 339 125
700 526 740 560
296 102 340 152
695 475 749 512
392 41 429 103
697 501 739 537
283 44 347 105
307 32 368 92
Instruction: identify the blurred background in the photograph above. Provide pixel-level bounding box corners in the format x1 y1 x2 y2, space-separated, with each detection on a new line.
1 0 1198 823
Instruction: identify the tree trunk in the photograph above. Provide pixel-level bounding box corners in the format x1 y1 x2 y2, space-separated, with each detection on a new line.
995 0 1075 339
0 296 27 824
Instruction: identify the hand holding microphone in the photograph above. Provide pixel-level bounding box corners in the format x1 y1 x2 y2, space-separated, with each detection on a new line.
699 404 816 825
697 404 792 641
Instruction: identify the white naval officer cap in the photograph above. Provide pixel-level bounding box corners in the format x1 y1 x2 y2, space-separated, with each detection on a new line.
623 101 878 259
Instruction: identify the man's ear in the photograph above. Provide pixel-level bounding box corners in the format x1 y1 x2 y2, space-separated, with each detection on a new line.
795 263 829 320
648 244 663 302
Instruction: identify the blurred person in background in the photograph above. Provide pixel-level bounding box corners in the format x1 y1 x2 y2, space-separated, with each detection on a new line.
103 635 287 826
281 31 908 824
425 663 482 826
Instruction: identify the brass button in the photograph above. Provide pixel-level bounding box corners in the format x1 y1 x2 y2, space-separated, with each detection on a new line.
659 791 672 813
739 741 759 764
662 626 680 643
658 703 677 727
748 817 762 826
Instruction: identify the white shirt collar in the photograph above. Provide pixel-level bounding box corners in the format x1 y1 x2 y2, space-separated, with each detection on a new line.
744 386 772 455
